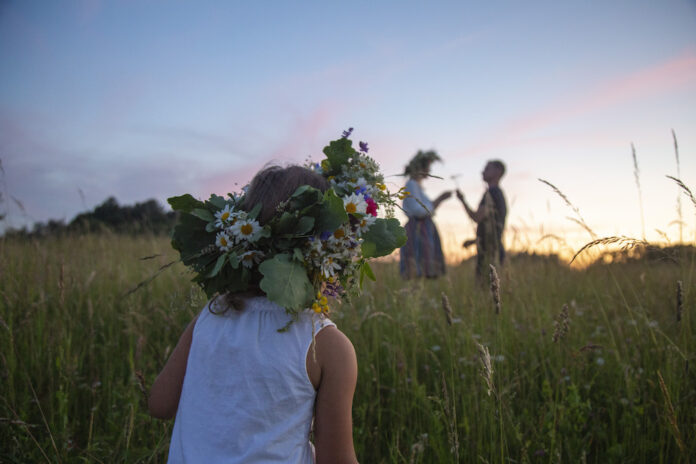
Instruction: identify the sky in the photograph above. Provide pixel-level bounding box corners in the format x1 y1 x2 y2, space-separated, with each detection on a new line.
1 0 695 262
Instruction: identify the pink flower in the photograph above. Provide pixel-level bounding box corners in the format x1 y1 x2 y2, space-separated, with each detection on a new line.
365 197 378 217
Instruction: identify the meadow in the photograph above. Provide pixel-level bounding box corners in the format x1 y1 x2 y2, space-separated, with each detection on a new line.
0 233 693 463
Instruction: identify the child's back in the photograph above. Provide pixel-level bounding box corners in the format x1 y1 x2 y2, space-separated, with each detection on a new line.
167 297 334 463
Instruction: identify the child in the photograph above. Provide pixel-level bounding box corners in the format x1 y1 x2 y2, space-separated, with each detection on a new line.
149 132 405 462
148 165 360 463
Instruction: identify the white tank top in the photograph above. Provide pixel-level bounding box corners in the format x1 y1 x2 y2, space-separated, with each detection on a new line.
167 296 335 463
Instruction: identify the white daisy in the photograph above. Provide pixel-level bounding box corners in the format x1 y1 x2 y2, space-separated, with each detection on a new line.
320 255 342 279
343 193 367 215
240 250 264 268
229 218 262 243
215 231 233 251
328 225 351 245
352 177 368 189
355 215 376 236
214 204 235 229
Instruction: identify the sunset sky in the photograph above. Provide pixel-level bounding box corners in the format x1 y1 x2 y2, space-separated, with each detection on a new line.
1 1 695 262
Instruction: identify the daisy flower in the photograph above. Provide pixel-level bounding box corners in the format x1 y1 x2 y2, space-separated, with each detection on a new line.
240 250 264 268
320 255 342 279
229 219 262 243
355 215 376 236
329 225 351 244
343 193 367 215
214 204 236 229
353 177 368 190
215 231 233 252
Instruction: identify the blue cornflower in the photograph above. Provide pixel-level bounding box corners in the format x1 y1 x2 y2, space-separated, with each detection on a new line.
355 186 367 195
320 230 331 241
341 127 354 138
359 141 369 153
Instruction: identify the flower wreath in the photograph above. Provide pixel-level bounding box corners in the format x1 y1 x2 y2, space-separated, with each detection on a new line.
167 128 408 320
404 149 441 177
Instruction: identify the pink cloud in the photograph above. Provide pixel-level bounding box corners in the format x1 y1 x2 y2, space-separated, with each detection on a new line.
202 102 340 196
459 50 696 157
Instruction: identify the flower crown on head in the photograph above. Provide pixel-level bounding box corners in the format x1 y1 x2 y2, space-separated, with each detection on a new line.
404 149 441 177
167 128 407 319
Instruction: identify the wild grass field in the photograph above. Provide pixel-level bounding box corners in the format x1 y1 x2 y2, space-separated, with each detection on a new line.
0 233 694 463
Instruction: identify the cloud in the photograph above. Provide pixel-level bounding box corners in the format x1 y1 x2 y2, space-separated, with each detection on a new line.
458 50 696 158
202 101 341 196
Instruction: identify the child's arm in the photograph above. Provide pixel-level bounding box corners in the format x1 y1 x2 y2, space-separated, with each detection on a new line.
311 326 359 464
148 315 198 419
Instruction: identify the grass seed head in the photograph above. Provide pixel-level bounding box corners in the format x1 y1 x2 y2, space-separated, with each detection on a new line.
488 264 501 314
676 280 683 323
476 342 495 397
441 292 453 326
553 304 570 343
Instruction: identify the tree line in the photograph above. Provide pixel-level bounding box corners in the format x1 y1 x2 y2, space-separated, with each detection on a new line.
1 196 176 238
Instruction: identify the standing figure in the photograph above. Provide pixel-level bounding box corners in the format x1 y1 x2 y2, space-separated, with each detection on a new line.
149 166 359 463
456 160 507 280
399 150 451 279
149 130 405 464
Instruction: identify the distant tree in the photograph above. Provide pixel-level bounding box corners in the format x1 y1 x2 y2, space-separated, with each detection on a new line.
3 197 176 238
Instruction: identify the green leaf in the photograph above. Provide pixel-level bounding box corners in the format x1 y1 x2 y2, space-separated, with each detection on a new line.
315 189 348 232
168 194 204 213
292 186 323 213
191 208 215 222
228 252 240 269
207 254 227 278
207 194 227 209
257 226 271 239
170 213 211 264
274 212 298 235
259 254 314 311
359 260 376 288
323 138 356 172
201 266 249 298
247 202 262 220
205 222 218 232
291 185 313 198
292 247 304 262
361 218 407 258
295 216 315 235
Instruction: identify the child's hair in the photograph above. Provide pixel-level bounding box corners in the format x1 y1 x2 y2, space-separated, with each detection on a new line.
242 165 330 225
220 165 330 311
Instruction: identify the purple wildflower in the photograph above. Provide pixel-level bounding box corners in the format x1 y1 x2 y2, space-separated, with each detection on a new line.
359 141 369 153
322 280 343 298
341 127 354 138
320 230 331 241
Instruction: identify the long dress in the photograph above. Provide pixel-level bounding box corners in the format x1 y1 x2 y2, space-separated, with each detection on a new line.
399 178 446 279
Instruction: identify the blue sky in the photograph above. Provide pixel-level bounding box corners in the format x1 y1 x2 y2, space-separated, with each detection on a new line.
1 1 695 259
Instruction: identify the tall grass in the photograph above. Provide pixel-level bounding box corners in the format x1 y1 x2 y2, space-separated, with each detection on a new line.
1 233 694 462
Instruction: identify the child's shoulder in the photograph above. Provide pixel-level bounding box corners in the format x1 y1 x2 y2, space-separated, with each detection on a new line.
315 325 355 365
